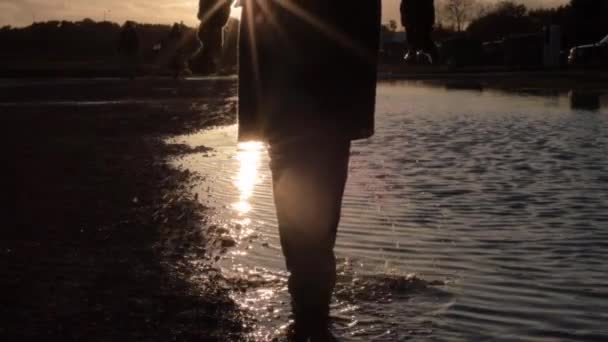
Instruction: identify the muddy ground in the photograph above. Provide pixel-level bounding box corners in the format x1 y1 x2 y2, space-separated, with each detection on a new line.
1 78 251 341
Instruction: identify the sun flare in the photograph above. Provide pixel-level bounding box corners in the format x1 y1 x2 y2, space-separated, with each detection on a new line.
232 141 264 216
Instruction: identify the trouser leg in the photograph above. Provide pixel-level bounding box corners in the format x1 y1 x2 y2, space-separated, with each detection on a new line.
406 26 420 52
192 26 222 74
269 138 350 328
420 27 438 62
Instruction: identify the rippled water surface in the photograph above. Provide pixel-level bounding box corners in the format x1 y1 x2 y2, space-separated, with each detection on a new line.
169 82 608 341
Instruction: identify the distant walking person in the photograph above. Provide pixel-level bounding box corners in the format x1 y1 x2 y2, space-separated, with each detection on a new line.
401 0 438 64
195 0 381 340
117 21 139 79
165 23 191 78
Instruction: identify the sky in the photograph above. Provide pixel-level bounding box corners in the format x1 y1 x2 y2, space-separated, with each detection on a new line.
1 0 569 28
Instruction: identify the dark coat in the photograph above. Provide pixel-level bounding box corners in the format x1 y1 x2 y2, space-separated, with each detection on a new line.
238 0 381 142
198 0 381 142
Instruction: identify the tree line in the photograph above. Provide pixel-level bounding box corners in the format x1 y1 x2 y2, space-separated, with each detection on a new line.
439 0 608 48
1 0 606 66
0 17 240 73
0 19 174 62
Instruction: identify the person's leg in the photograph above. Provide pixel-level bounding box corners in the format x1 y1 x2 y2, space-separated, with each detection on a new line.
269 137 350 335
191 26 222 74
420 27 438 63
405 26 420 63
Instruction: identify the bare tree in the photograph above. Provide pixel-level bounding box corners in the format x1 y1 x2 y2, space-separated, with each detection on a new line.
440 0 477 32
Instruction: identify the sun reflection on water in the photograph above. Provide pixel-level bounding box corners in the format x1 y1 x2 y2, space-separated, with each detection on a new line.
232 141 265 219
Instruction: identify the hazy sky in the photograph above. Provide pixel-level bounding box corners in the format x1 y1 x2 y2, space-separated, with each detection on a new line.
1 0 569 28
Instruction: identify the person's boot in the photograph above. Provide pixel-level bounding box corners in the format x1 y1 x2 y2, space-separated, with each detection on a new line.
285 253 337 341
404 49 417 64
310 329 338 342
416 50 434 65
290 286 333 341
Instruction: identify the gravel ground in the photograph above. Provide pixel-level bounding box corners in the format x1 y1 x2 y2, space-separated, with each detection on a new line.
1 78 252 341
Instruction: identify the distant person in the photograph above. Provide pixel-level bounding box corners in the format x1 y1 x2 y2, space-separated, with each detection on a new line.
172 46 191 79
400 0 438 64
117 21 139 78
166 23 191 78
168 22 183 42
196 0 381 340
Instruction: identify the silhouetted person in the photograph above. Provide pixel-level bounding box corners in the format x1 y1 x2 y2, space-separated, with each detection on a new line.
198 1 381 340
117 21 139 78
166 23 190 78
400 0 438 64
168 22 183 42
191 0 232 74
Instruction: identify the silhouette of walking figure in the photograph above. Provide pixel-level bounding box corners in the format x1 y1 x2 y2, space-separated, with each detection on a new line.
196 1 381 340
401 0 438 64
117 21 139 79
192 0 232 74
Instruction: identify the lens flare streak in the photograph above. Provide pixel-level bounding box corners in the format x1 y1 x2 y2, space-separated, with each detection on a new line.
232 141 265 217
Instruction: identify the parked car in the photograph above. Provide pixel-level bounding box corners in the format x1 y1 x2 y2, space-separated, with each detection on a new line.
568 34 608 66
503 33 543 67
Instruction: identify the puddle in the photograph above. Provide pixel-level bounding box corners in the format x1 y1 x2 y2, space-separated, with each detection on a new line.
167 81 608 341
